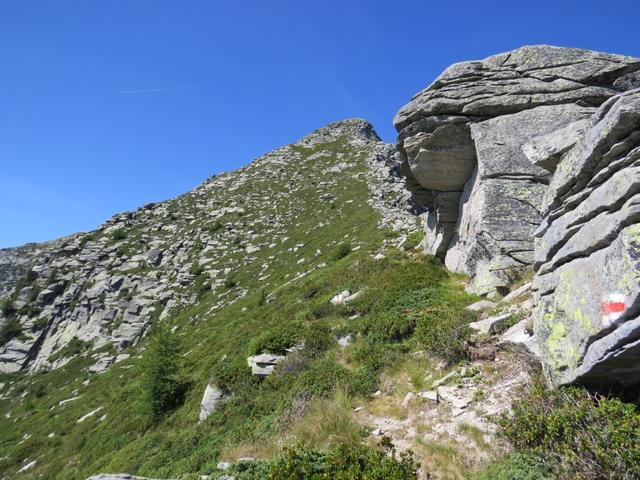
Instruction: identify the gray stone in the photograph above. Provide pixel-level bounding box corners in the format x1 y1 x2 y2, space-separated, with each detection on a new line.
498 317 540 360
469 313 513 335
199 383 226 422
247 353 285 376
330 290 351 305
418 390 439 403
465 300 497 312
522 119 591 172
402 123 476 192
501 282 532 303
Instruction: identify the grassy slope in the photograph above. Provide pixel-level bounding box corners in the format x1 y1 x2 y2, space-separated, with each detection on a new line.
0 132 477 479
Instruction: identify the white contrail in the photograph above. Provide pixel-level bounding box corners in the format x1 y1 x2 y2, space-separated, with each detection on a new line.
119 84 206 94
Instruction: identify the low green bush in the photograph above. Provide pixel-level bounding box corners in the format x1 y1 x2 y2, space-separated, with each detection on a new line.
0 299 16 318
414 305 472 363
501 382 640 478
263 443 419 480
403 230 424 251
224 275 237 289
48 337 93 362
302 322 334 358
470 453 556 480
111 229 128 241
0 317 22 345
249 322 302 355
361 311 417 343
333 243 352 260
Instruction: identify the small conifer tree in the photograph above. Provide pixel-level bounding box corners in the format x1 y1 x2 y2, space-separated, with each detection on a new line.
142 322 184 421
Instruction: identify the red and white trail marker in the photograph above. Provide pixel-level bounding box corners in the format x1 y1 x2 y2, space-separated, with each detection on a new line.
601 293 627 328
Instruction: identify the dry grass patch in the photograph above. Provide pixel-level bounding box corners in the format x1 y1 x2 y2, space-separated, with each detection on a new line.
285 390 365 450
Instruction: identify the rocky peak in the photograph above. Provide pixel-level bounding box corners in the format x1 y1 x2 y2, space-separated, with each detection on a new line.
0 118 417 375
296 118 381 147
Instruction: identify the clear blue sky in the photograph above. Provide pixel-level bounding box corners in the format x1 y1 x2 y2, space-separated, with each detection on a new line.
1 1 639 248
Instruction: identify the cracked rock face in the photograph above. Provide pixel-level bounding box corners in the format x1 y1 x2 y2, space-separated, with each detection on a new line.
395 45 640 296
532 89 640 388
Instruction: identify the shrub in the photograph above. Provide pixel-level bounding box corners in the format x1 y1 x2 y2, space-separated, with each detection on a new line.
333 243 352 260
403 230 424 251
0 317 22 345
249 322 302 355
256 288 268 306
142 323 187 421
264 443 419 480
414 305 472 363
212 355 254 391
189 264 205 276
79 234 95 248
224 275 237 289
302 322 333 358
382 227 400 239
111 229 128 241
471 453 556 480
501 382 640 478
207 221 223 233
48 337 93 362
361 311 416 343
0 299 16 318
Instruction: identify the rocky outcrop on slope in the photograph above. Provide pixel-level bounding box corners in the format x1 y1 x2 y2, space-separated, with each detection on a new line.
395 45 640 296
0 119 419 375
532 89 640 388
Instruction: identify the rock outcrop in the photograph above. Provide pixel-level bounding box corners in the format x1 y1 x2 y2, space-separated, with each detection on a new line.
396 45 640 388
532 89 640 388
199 383 227 421
395 45 640 296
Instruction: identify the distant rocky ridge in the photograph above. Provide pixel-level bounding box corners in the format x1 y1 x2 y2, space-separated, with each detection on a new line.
395 45 640 388
0 119 419 375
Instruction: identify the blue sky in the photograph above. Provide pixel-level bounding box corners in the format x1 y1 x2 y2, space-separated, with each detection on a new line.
1 1 639 248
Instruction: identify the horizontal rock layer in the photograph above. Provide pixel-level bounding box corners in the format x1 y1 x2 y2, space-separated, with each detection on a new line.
532 89 640 388
395 45 640 296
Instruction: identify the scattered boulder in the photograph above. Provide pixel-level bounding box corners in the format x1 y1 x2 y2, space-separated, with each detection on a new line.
329 290 361 305
337 334 353 347
199 383 227 422
500 282 532 304
247 353 285 376
330 290 351 305
498 317 540 361
465 300 496 313
469 313 513 335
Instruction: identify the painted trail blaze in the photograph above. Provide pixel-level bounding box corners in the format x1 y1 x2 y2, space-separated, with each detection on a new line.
601 293 627 328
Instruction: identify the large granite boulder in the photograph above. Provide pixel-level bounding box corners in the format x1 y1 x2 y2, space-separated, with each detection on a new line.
395 45 640 296
532 89 640 388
